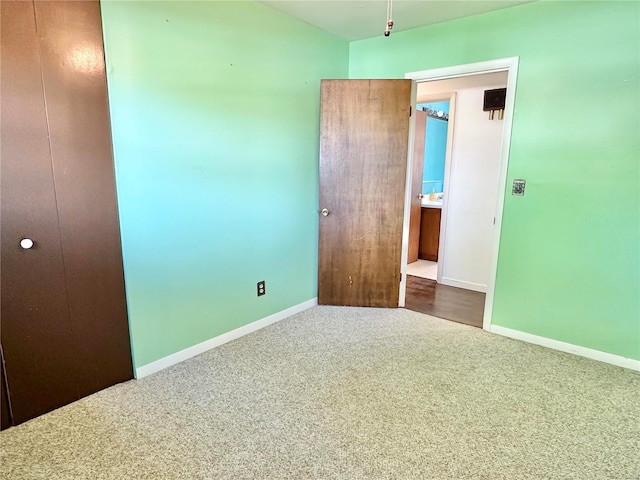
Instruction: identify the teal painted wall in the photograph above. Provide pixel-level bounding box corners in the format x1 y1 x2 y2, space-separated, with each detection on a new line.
101 1 348 369
350 1 640 360
417 101 449 194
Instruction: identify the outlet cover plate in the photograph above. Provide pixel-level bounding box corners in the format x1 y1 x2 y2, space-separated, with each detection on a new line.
512 179 526 196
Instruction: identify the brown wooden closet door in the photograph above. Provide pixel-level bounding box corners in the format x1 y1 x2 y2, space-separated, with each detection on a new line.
34 1 133 397
0 0 132 426
1 347 12 430
0 0 87 425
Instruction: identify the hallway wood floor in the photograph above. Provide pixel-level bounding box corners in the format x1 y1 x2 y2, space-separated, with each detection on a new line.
404 275 485 328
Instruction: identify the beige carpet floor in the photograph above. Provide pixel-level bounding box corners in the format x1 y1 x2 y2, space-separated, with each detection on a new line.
1 306 639 479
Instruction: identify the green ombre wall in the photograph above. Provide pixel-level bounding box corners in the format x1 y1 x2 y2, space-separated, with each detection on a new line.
350 1 640 360
100 1 348 369
102 0 639 371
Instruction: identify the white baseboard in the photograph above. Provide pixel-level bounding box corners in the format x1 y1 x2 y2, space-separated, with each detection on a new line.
135 297 318 379
440 277 487 293
489 324 640 372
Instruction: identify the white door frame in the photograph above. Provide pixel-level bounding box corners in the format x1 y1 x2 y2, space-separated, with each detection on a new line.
398 57 519 332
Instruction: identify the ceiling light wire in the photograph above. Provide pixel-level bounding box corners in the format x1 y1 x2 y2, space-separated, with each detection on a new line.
384 0 394 36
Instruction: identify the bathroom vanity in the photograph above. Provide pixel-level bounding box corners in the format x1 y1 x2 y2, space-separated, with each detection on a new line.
419 200 442 262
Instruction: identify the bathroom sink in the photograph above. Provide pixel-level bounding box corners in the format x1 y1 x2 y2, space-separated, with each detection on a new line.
421 196 443 208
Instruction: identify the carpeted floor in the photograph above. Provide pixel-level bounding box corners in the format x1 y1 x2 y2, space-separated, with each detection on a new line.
1 306 639 479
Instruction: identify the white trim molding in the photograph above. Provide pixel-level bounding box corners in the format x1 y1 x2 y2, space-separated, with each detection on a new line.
440 277 487 293
135 298 318 379
399 80 419 308
406 57 519 82
490 325 640 372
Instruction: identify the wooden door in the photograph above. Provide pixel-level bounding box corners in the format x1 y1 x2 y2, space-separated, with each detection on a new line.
1 347 12 430
1 0 86 425
318 80 412 307
0 0 133 427
33 1 133 398
408 110 427 263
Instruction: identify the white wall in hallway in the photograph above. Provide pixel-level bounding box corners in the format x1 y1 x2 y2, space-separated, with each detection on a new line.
440 83 506 292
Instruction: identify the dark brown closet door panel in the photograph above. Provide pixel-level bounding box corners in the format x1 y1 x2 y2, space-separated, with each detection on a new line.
1 346 12 430
0 0 89 425
34 1 133 390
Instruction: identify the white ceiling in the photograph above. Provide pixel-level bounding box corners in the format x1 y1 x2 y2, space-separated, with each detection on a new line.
260 0 534 41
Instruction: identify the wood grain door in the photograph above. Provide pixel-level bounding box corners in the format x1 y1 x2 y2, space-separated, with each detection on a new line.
408 110 427 263
0 0 133 427
1 0 86 425
318 80 412 307
33 0 134 399
1 347 12 430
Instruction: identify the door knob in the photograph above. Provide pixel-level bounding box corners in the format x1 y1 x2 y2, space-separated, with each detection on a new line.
418 194 424 199
20 238 34 249
321 208 329 217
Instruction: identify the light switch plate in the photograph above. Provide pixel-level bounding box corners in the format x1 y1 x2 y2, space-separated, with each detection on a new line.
512 179 526 196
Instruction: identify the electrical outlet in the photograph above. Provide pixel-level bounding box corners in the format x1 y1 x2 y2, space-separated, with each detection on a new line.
512 179 526 196
257 281 266 297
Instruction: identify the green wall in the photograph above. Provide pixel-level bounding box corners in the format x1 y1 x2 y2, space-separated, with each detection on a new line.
101 1 348 369
350 1 640 360
102 0 639 369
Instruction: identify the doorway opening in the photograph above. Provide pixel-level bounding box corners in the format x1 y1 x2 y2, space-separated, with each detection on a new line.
399 58 519 331
407 98 450 282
